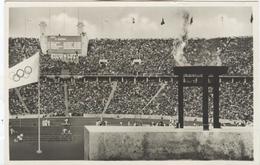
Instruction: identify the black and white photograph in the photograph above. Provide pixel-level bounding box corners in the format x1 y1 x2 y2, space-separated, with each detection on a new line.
5 2 259 163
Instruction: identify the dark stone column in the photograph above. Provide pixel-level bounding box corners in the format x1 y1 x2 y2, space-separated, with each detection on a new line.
213 75 221 128
178 74 184 128
202 75 209 130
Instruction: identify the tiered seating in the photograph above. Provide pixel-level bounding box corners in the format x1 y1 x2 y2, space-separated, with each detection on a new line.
9 37 253 122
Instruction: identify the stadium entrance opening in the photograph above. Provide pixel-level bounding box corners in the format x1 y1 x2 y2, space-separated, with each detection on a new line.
174 66 228 130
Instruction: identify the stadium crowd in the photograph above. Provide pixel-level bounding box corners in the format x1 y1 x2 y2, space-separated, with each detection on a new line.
9 78 253 122
67 79 111 115
9 83 38 115
9 78 66 116
8 36 253 123
220 80 253 122
9 37 41 68
40 39 175 75
9 37 253 76
184 37 253 75
40 78 66 116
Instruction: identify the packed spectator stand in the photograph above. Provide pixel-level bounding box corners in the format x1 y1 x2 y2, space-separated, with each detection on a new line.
38 37 253 76
9 37 253 123
9 38 41 68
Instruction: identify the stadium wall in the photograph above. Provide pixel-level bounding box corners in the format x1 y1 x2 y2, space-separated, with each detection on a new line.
9 114 238 123
84 126 253 160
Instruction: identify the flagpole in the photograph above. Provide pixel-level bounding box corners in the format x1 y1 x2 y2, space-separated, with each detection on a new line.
36 52 42 154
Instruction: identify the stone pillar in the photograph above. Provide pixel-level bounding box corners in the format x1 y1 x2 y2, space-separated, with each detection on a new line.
213 75 221 128
178 75 184 128
202 75 209 130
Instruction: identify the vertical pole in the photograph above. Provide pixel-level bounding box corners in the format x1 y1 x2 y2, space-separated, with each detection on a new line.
202 75 209 131
36 53 42 154
63 8 66 35
49 8 51 35
24 11 27 36
213 75 221 128
36 79 42 154
178 74 184 128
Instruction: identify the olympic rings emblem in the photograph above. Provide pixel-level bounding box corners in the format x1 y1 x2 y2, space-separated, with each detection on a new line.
11 66 32 82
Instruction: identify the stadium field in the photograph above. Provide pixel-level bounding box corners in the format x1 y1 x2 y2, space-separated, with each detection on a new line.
9 116 212 160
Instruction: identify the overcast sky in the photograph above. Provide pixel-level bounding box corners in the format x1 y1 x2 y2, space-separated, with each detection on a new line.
9 7 253 39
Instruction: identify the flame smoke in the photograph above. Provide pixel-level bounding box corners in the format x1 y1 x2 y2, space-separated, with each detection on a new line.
209 49 222 66
181 11 190 42
172 11 191 66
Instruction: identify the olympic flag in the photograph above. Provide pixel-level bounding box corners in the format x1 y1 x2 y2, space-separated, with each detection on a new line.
9 52 39 89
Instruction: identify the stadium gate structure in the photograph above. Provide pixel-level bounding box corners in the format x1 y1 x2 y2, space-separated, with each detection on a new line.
174 66 228 130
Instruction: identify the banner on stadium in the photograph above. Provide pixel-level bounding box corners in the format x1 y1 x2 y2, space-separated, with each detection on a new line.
9 52 39 89
51 54 79 63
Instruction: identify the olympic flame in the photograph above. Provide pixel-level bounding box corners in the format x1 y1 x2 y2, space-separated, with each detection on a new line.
172 11 191 66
